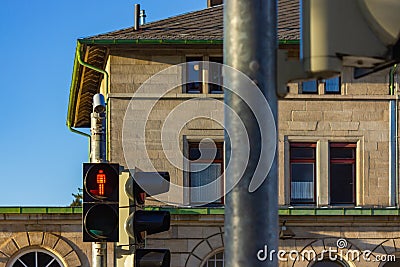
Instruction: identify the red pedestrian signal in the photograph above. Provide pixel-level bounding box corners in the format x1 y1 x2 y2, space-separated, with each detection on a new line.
84 163 118 201
83 163 119 242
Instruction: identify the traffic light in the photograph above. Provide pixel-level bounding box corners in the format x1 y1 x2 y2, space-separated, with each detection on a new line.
123 171 171 267
301 0 400 78
82 163 119 242
135 249 171 267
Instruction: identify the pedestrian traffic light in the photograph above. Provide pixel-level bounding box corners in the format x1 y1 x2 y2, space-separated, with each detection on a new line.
122 171 171 267
135 249 171 267
126 210 170 243
125 172 170 205
83 163 119 242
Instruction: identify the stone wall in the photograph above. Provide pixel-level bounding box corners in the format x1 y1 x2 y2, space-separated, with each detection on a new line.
0 213 100 267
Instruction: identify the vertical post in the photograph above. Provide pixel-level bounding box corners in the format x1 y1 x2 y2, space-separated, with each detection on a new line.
224 0 278 266
91 94 107 267
134 4 140 31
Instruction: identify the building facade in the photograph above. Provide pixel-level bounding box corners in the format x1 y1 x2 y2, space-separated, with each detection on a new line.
67 1 400 266
0 207 102 267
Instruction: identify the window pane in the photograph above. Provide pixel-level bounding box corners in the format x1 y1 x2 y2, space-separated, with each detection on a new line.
330 163 354 204
12 261 25 267
209 57 223 93
190 163 222 204
291 147 314 159
291 163 314 203
302 80 317 93
186 57 203 93
190 143 222 160
203 251 224 267
20 252 35 266
324 76 340 93
38 252 53 266
215 252 223 259
330 147 355 159
49 261 62 267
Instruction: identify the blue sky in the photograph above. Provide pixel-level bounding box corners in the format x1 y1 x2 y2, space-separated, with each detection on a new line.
0 0 206 206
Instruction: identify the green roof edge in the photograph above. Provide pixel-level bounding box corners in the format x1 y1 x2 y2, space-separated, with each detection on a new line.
0 207 398 215
0 207 82 214
145 207 400 216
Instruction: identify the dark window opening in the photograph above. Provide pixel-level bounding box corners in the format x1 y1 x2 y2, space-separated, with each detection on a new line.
209 56 223 94
290 143 316 204
185 56 203 93
330 143 356 205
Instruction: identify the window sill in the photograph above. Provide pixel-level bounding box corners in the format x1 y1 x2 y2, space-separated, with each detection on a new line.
108 92 224 99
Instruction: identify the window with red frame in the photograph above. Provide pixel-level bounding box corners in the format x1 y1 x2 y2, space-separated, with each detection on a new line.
290 143 316 204
189 141 224 206
329 143 356 205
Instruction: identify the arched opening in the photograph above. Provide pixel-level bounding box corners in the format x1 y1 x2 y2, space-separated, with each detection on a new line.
8 248 64 267
201 250 224 267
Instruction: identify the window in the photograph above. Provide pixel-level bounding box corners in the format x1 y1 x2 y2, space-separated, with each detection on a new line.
189 141 224 205
301 80 318 93
9 249 64 267
184 56 224 94
209 56 223 94
202 251 224 267
324 76 341 94
185 56 203 93
329 143 356 205
300 77 341 94
290 143 316 204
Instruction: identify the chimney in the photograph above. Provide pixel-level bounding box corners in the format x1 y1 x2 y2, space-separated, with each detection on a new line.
134 4 140 30
207 0 223 7
140 9 146 25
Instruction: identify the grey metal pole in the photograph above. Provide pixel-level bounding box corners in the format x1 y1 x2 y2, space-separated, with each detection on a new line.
90 94 107 267
224 0 278 266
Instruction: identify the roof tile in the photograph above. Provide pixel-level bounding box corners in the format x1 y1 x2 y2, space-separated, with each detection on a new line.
84 1 299 41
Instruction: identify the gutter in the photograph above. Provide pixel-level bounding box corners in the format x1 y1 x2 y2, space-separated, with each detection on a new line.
75 42 110 161
78 38 300 45
389 64 398 207
66 41 90 138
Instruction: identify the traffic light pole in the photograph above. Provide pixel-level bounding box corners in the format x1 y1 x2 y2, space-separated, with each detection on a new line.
90 94 107 267
224 1 278 266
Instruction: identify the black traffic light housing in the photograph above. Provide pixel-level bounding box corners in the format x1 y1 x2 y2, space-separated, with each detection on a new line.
135 249 171 267
83 163 119 242
125 172 170 205
126 210 170 243
122 171 171 267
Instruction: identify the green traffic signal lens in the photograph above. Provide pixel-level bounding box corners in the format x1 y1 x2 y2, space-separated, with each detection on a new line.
84 204 118 240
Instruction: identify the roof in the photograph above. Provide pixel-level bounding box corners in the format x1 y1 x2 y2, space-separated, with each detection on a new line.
68 1 300 129
82 1 299 42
